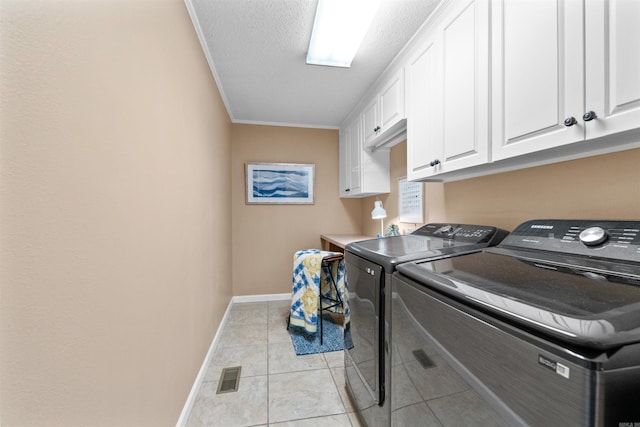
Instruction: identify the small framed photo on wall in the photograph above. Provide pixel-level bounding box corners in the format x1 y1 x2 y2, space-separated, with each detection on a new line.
245 163 315 204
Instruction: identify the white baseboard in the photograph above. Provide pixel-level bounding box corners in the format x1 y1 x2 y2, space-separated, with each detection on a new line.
175 293 290 426
175 300 233 427
232 293 290 303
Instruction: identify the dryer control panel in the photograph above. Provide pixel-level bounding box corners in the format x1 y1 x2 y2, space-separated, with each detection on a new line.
413 223 506 244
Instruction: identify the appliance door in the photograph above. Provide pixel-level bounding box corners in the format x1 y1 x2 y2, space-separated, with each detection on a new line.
393 272 596 427
345 251 385 406
393 272 640 426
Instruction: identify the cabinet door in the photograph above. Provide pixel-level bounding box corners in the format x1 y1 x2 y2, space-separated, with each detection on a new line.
362 97 379 148
339 127 349 197
440 0 490 170
339 119 362 197
407 0 489 180
340 116 389 198
492 0 584 161
348 118 362 194
380 70 405 131
406 37 441 181
585 0 640 140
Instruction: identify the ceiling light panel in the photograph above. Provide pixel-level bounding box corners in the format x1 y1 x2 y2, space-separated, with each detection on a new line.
306 0 383 68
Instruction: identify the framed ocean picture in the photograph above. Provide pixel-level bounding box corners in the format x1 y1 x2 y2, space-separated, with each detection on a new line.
245 163 315 204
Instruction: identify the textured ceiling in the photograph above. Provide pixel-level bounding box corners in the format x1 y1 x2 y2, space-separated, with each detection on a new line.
187 0 441 128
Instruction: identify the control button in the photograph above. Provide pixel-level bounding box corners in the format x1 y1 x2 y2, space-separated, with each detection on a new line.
436 225 455 235
579 227 608 246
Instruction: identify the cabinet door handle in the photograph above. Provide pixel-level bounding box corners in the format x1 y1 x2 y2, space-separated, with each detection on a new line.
563 117 577 127
374 126 381 132
430 159 441 167
345 188 350 192
583 111 597 121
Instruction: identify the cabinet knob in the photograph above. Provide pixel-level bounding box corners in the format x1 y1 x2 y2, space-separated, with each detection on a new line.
430 159 441 167
345 188 350 192
563 117 577 127
583 111 597 121
374 126 381 132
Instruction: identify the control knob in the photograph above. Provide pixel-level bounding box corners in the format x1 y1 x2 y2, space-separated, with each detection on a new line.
579 226 608 246
435 225 455 235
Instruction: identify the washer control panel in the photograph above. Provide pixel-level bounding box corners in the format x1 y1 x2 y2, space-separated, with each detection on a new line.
413 223 505 243
501 220 640 262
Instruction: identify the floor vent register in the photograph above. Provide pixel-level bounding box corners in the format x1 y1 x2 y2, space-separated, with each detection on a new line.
216 366 242 394
412 349 436 369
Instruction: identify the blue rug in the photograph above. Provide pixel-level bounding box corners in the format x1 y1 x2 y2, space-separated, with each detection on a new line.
290 319 344 355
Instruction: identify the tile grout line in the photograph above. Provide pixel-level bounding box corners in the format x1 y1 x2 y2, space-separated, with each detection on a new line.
266 302 272 426
236 300 353 426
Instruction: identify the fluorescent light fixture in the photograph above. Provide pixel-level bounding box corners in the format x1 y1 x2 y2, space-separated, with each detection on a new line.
306 0 383 68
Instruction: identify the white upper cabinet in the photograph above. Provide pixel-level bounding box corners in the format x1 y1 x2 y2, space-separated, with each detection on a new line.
339 119 361 197
339 116 390 198
492 0 640 161
339 125 348 196
407 34 441 181
492 0 584 160
348 119 362 194
441 0 490 171
379 72 406 134
407 0 489 180
362 70 406 151
342 0 640 186
362 97 379 148
337 65 401 197
585 0 640 140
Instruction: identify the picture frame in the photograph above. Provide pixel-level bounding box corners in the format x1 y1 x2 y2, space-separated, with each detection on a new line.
245 163 315 204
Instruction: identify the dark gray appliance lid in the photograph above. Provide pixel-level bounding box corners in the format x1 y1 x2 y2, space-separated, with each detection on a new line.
344 223 508 271
396 249 640 350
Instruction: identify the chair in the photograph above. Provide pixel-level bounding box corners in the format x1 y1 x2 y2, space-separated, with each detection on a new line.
318 253 344 344
288 250 347 345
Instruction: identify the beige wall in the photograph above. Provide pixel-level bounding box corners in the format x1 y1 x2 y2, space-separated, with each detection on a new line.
0 1 232 426
363 142 640 234
443 147 640 231
361 142 445 236
231 124 362 296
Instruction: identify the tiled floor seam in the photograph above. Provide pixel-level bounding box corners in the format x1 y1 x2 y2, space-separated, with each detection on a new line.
328 367 349 416
266 340 270 426
266 303 276 427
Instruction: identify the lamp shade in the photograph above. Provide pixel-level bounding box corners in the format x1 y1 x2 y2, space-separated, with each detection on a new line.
371 201 387 219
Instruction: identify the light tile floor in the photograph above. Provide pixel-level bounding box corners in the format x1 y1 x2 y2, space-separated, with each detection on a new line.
186 300 365 427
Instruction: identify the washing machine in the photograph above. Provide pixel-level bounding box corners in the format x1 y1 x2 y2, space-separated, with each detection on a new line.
344 223 508 427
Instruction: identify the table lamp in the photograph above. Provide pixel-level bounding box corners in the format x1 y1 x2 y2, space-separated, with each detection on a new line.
371 201 387 237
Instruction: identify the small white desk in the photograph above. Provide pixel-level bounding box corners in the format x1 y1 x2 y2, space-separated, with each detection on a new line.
320 234 374 252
